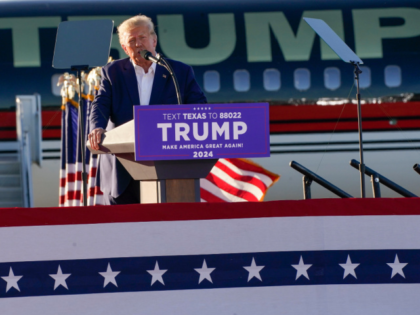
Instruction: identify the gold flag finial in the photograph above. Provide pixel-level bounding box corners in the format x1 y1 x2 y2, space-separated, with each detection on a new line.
57 72 78 108
87 67 102 96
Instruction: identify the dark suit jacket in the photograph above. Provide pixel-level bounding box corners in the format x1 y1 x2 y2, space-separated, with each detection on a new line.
90 57 207 198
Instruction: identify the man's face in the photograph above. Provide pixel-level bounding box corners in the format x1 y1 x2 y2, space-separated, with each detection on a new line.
122 24 157 65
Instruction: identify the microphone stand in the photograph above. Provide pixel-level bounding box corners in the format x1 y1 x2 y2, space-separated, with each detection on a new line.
351 61 366 198
140 51 182 105
157 56 182 105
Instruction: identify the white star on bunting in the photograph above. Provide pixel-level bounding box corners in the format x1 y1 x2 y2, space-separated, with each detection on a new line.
387 254 408 279
49 265 71 290
99 263 120 288
195 259 215 284
292 256 312 280
339 255 360 279
1 267 23 292
147 261 167 286
243 257 264 282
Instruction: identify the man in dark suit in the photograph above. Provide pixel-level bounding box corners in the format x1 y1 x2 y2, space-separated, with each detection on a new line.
88 15 207 205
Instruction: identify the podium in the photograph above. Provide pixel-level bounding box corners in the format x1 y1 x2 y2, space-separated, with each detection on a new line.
87 120 217 203
88 102 270 204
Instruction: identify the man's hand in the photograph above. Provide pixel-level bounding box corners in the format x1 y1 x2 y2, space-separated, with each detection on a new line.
88 128 105 150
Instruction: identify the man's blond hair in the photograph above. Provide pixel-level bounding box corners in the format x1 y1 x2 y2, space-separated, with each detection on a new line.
117 15 157 45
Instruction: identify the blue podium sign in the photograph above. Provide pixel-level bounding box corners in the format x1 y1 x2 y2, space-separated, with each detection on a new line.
134 103 270 161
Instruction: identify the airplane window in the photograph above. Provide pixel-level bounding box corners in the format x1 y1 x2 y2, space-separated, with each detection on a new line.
51 74 62 97
203 70 220 93
324 67 341 90
234 70 250 92
294 68 310 91
358 66 371 89
384 65 402 88
263 69 281 91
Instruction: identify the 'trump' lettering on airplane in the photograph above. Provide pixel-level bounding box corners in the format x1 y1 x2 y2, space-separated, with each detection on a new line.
1 8 420 67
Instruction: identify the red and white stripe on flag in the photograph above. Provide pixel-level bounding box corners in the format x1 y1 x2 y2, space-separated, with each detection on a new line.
59 96 103 207
84 157 279 205
87 155 103 205
200 158 280 202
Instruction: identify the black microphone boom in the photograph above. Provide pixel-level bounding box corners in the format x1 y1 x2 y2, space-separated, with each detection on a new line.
139 50 161 64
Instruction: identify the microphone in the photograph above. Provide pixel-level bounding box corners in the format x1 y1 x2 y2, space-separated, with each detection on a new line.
140 50 160 64
139 50 182 104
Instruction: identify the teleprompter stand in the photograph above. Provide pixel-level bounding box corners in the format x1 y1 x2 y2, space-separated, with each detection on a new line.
87 120 217 203
303 18 366 198
53 19 113 206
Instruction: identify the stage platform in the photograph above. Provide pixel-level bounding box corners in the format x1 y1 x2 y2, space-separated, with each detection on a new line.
1 198 419 314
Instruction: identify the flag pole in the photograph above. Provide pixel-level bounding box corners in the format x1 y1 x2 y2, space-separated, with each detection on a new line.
72 65 89 206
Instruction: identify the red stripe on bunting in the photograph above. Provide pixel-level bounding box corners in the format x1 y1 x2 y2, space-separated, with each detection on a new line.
2 198 420 227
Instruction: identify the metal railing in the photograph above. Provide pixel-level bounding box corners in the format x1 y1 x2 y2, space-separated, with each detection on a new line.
15 94 42 207
289 161 353 199
350 159 417 198
18 131 33 207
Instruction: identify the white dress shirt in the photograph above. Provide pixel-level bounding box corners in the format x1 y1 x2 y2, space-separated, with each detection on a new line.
132 60 156 106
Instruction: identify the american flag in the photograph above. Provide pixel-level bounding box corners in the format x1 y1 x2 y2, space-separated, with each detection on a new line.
59 95 103 206
1 198 419 314
200 158 279 202
58 76 279 206
59 97 81 206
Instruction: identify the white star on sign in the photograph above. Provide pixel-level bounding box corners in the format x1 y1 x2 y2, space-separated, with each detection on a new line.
99 263 120 288
387 254 408 279
195 259 215 284
147 261 167 286
339 255 360 279
243 257 264 282
292 256 312 280
49 265 71 290
1 267 23 292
